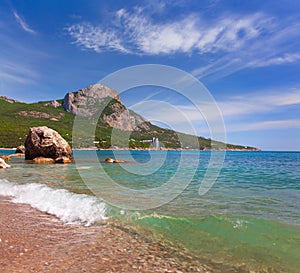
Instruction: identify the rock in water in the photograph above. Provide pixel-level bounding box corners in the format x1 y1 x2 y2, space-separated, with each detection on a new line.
0 158 11 168
32 157 56 164
105 157 114 163
55 157 72 164
25 126 72 160
15 145 25 154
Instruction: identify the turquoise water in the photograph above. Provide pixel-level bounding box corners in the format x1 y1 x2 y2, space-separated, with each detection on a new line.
1 150 299 272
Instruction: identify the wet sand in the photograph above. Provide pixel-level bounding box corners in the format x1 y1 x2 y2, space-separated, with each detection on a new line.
0 196 219 273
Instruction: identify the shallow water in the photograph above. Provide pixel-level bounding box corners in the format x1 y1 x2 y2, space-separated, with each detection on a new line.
1 150 299 272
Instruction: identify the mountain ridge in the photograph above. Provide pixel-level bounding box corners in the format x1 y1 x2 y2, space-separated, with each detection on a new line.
0 85 259 151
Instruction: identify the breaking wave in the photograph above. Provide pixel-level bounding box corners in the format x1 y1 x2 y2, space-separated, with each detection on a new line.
0 179 107 225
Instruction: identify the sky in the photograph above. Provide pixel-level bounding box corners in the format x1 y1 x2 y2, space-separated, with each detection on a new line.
0 0 300 151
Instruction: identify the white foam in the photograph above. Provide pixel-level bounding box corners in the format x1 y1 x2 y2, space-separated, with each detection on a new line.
0 179 107 225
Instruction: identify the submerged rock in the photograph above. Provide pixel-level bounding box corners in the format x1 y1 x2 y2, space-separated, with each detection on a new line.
105 157 114 163
104 157 125 163
113 159 125 163
0 158 11 168
0 155 11 162
25 126 72 161
32 157 55 164
55 156 72 164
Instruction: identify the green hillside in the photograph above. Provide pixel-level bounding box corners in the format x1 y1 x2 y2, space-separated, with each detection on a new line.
0 98 258 150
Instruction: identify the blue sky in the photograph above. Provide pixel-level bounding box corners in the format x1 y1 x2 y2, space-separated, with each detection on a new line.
0 0 300 150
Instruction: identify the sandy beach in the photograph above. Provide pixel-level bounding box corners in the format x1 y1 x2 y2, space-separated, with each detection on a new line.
0 196 226 273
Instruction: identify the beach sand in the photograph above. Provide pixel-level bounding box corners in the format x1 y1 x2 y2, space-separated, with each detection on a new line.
0 196 224 273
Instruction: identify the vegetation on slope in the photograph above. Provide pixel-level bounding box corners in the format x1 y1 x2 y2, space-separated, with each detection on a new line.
0 98 258 150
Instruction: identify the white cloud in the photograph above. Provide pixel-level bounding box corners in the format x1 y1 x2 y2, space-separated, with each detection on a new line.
248 53 300 67
192 20 300 79
0 71 34 84
228 119 300 132
13 11 35 34
0 61 38 84
66 9 270 56
218 88 300 117
129 88 300 135
66 6 300 80
67 23 129 53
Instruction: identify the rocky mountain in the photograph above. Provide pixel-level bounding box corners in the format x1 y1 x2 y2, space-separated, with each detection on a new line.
0 85 259 150
62 84 150 131
63 84 121 116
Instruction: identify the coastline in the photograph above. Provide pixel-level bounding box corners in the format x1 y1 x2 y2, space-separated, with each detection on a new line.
0 147 261 152
0 196 222 273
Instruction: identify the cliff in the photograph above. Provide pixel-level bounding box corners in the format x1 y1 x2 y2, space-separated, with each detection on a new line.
62 84 150 131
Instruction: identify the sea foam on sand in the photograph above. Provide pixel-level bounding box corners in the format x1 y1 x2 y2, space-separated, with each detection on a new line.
0 179 107 225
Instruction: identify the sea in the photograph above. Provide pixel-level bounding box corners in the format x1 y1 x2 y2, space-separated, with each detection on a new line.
0 150 299 272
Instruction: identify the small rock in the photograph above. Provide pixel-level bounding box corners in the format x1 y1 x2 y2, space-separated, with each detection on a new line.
15 145 25 154
55 157 72 164
0 155 11 161
113 159 125 163
32 157 55 164
105 157 114 163
0 158 11 168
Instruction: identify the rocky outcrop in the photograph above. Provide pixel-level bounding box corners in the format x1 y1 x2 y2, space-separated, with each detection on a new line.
63 84 121 117
0 96 22 104
25 126 72 161
103 102 150 131
0 158 11 168
15 145 25 154
18 111 65 120
44 100 61 108
18 111 51 119
63 84 150 131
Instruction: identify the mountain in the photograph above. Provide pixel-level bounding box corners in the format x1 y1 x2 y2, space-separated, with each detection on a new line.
0 84 259 150
62 84 150 131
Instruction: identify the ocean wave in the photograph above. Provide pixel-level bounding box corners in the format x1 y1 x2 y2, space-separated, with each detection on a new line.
0 179 107 225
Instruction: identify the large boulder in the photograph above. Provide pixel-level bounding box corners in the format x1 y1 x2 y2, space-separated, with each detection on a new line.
25 126 72 161
0 158 11 168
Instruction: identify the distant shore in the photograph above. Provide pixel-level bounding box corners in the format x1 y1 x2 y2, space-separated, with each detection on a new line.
0 147 261 152
0 196 218 273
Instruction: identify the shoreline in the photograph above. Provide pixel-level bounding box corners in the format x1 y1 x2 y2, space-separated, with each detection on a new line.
0 147 261 152
0 196 223 273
